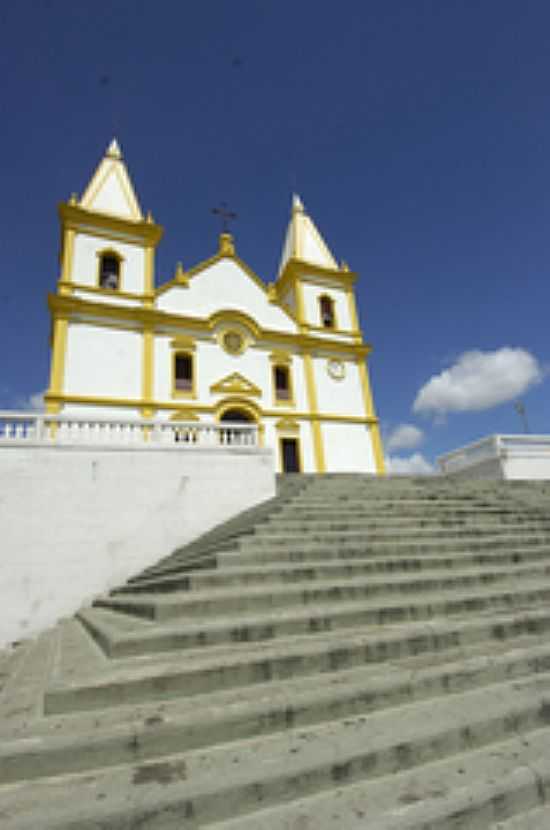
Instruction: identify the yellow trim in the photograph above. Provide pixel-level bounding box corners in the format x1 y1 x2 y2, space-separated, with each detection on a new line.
278 435 303 474
172 350 197 399
169 410 199 421
269 350 292 365
272 362 295 408
170 337 196 350
210 372 261 397
46 316 68 402
43 390 378 425
346 286 360 331
218 329 248 355
59 228 75 295
275 418 300 433
59 203 163 247
48 294 371 358
276 260 357 301
357 358 385 475
295 278 307 329
80 150 143 221
303 353 326 472
209 310 261 340
142 327 154 413
144 246 155 304
214 397 265 447
302 323 361 338
61 281 154 303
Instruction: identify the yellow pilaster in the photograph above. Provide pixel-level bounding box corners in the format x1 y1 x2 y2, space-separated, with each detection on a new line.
59 229 75 295
303 352 326 473
357 359 385 475
295 278 308 332
143 246 155 307
45 315 68 417
346 285 360 332
141 327 154 420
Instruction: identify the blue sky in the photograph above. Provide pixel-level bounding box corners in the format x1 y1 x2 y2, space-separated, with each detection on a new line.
1 1 549 470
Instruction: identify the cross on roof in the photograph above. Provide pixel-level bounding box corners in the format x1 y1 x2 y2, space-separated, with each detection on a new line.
211 202 237 233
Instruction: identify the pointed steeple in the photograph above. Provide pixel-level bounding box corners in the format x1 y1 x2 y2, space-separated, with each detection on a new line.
79 138 143 221
278 194 338 277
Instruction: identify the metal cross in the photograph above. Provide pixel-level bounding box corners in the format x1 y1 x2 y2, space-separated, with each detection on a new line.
211 202 237 233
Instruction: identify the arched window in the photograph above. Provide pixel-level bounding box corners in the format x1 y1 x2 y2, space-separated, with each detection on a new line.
98 252 121 290
319 295 336 329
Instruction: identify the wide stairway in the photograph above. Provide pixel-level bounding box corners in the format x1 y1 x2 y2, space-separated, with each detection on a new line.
2 475 550 828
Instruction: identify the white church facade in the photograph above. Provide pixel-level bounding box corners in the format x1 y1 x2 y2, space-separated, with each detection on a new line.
44 140 385 474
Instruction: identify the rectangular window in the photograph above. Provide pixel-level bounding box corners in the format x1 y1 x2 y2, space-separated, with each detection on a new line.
175 354 193 392
274 366 290 401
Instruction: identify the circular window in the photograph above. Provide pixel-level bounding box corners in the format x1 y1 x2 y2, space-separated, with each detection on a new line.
222 331 245 354
327 359 346 381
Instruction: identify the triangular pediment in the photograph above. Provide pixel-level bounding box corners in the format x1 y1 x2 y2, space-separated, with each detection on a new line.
80 139 143 220
210 372 261 397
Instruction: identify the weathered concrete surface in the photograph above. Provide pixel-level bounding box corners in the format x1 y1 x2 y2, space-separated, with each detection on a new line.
2 475 550 828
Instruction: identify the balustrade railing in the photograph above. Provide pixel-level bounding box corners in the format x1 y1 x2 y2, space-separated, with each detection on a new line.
0 412 258 449
438 434 550 474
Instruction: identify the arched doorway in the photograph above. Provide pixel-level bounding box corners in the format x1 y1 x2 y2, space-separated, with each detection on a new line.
218 406 257 446
219 408 253 424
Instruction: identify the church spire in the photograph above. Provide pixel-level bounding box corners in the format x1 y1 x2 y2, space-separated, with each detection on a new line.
78 138 143 221
278 194 338 277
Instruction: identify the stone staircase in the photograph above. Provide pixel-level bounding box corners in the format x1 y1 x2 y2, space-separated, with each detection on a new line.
2 475 550 828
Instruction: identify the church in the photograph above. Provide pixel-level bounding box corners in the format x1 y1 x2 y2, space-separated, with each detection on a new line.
44 140 385 474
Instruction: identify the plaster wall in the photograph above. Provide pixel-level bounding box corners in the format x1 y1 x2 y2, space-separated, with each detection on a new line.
314 357 365 416
64 324 142 400
71 233 146 295
322 421 376 472
157 259 296 332
0 444 274 649
302 283 352 331
502 456 550 480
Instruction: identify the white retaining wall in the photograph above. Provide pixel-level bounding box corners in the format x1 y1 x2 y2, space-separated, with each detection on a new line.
0 445 274 649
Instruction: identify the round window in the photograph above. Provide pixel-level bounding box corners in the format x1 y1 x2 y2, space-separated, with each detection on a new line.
222 331 244 354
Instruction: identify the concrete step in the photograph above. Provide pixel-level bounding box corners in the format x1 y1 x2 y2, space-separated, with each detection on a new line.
493 805 550 829
119 544 550 594
220 532 550 567
209 736 550 830
240 524 550 549
4 679 550 829
80 580 550 658
5 631 550 786
52 606 550 712
100 561 550 621
262 514 550 534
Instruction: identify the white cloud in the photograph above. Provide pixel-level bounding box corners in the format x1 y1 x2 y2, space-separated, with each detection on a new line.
386 453 435 475
413 348 542 416
16 390 46 411
386 423 424 451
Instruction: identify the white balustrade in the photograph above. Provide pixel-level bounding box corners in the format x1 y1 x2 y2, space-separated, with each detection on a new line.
0 411 258 450
438 434 550 474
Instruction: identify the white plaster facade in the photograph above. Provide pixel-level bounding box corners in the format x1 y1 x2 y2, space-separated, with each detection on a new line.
45 141 385 474
0 443 274 649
